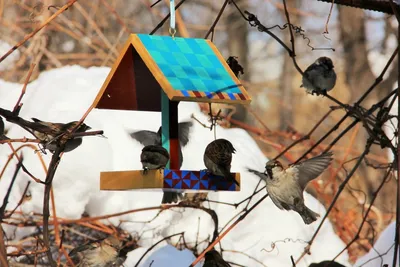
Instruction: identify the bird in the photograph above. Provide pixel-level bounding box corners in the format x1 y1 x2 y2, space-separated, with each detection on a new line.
11 117 91 153
226 56 244 78
301 57 336 96
69 236 124 267
140 145 170 171
308 261 347 267
203 139 239 186
130 121 192 204
203 249 231 267
248 152 333 224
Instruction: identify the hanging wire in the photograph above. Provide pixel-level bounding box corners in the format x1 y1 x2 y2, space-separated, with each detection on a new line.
208 103 223 140
229 0 335 51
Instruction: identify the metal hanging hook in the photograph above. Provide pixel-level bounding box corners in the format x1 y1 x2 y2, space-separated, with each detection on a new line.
169 0 176 38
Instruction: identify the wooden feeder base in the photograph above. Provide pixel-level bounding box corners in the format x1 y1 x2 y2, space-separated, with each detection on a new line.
100 169 240 192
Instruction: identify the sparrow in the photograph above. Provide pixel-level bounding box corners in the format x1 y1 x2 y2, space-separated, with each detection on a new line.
203 249 231 267
226 56 244 78
203 139 239 186
301 57 336 96
10 117 91 153
308 261 346 267
140 145 170 171
131 121 192 204
69 236 124 267
248 152 333 224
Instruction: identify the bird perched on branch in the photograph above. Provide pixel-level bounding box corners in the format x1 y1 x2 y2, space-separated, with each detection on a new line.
69 236 125 267
203 249 231 267
0 116 7 140
130 121 192 204
301 57 336 96
248 152 333 224
9 116 91 152
204 139 239 186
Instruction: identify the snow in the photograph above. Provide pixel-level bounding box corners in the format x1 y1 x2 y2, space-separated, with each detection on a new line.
355 221 399 267
0 66 350 266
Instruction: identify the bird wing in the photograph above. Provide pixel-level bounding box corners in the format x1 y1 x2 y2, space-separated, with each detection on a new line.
289 152 333 190
130 130 159 146
68 239 102 256
178 121 193 147
302 63 320 86
207 141 233 167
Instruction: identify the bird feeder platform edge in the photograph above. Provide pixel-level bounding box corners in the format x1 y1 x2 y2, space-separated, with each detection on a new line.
100 169 240 192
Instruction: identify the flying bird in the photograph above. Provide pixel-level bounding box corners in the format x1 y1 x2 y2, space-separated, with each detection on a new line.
204 139 239 186
69 236 124 267
248 152 333 224
301 57 336 96
130 121 192 204
203 249 231 267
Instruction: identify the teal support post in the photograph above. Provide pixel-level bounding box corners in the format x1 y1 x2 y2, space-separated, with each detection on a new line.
161 91 179 169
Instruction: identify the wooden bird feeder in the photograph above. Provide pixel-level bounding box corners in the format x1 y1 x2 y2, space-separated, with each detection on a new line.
92 34 251 193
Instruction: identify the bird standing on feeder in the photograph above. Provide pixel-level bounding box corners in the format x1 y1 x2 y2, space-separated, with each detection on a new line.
69 236 124 267
140 145 170 172
131 122 192 204
247 152 333 224
203 249 231 267
204 139 239 186
301 57 336 96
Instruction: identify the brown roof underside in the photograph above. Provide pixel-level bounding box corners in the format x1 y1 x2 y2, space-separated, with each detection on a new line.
317 0 398 14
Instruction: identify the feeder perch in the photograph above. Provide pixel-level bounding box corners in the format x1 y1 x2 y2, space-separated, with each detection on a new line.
92 34 251 192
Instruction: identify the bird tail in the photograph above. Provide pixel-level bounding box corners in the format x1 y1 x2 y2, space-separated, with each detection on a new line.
222 169 239 186
299 206 320 225
162 191 183 204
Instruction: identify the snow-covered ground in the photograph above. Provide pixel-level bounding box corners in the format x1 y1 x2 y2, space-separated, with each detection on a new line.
0 66 352 266
355 221 399 267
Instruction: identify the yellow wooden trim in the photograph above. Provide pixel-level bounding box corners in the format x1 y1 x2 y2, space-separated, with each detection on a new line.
206 40 252 103
130 34 178 101
91 35 134 108
100 170 164 190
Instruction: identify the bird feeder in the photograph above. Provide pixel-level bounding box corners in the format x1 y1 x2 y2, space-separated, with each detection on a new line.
92 34 251 193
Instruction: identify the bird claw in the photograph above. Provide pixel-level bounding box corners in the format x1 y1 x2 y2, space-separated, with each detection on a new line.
142 168 149 175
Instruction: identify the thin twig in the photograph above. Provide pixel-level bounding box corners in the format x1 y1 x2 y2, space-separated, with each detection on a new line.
0 154 24 221
13 63 36 114
190 194 269 266
0 0 77 64
134 232 184 267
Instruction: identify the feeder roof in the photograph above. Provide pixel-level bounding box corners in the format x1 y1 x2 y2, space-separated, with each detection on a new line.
92 34 251 112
